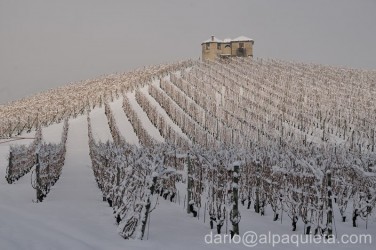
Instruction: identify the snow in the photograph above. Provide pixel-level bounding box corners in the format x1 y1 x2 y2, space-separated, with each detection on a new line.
0 116 126 249
108 97 140 146
0 102 375 250
202 36 254 44
42 121 64 143
142 83 191 143
1 59 376 249
89 107 113 143
231 161 242 168
231 36 254 42
0 129 36 147
0 131 36 202
202 36 223 44
126 92 164 143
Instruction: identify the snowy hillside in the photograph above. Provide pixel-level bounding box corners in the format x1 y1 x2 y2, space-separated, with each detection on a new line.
0 57 375 249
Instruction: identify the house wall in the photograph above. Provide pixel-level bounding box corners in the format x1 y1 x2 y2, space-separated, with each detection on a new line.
202 42 219 61
221 43 231 55
230 41 253 57
202 40 253 60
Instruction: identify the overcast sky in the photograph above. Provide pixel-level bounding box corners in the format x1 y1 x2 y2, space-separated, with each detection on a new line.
1 0 376 104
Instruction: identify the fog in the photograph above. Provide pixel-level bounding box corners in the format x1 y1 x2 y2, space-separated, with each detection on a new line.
1 0 375 104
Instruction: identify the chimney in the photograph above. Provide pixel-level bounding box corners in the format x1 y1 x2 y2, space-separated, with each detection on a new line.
211 35 214 42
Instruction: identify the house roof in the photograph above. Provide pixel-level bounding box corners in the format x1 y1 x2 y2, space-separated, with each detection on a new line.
231 36 254 42
202 35 254 44
201 36 223 44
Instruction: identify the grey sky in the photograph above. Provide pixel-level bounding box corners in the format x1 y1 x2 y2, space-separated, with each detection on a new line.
1 0 376 104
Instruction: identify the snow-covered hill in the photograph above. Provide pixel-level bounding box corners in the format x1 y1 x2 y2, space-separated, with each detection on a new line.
1 57 375 249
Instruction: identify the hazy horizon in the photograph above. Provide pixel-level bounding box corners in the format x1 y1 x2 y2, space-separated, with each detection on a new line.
1 0 376 104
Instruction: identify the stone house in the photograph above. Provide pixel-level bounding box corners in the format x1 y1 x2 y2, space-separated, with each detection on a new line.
201 35 254 61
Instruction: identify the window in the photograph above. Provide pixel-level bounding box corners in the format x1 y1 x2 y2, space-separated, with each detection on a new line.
239 42 244 48
217 44 221 50
206 43 210 50
225 44 231 48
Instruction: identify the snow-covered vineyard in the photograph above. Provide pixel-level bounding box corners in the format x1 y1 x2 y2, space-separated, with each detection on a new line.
1 58 376 249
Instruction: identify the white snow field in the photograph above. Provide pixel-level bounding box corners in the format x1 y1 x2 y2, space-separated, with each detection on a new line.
0 95 375 250
109 97 140 145
89 107 113 143
41 121 64 144
126 91 164 143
